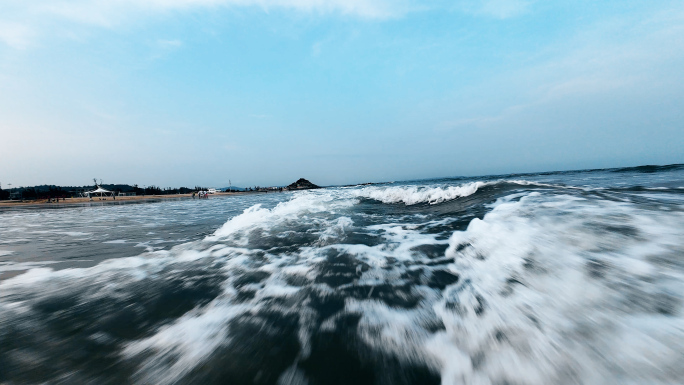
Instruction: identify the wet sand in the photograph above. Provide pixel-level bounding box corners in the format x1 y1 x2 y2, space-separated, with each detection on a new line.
0 191 264 210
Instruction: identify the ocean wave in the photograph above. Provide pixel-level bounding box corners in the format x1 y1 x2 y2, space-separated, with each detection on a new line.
354 180 568 205
210 191 356 241
430 192 684 384
354 182 488 205
609 163 684 174
2 187 684 384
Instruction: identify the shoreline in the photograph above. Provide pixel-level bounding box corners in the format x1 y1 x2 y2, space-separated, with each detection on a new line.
0 191 268 210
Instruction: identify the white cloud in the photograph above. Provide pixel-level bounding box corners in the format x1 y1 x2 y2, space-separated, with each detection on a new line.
15 0 414 27
477 0 533 19
0 0 416 49
453 0 534 19
311 41 323 57
157 39 183 48
222 142 240 151
0 21 34 49
0 0 538 49
439 5 684 134
249 114 270 119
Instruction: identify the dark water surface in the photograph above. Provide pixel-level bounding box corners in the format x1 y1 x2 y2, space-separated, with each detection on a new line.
2 165 684 384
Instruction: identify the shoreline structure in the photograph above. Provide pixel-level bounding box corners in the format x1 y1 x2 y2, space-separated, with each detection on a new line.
0 190 266 210
0 178 321 210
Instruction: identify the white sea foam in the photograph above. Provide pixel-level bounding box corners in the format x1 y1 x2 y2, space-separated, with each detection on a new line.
356 192 684 384
0 260 60 272
355 182 487 205
103 239 127 244
354 180 573 205
29 230 92 236
269 190 684 384
124 301 250 385
0 239 29 244
2 185 684 384
211 191 356 241
63 231 92 237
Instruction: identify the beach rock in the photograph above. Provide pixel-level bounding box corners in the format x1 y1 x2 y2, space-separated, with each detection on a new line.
287 178 320 190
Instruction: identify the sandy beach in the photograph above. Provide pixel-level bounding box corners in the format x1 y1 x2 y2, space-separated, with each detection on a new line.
0 191 263 209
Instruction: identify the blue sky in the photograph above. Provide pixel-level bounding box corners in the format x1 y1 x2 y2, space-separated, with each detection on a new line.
1 0 683 188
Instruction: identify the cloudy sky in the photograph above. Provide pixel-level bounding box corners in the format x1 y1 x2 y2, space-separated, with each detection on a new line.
1 0 682 188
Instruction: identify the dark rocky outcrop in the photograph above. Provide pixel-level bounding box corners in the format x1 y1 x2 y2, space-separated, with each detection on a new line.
287 178 320 190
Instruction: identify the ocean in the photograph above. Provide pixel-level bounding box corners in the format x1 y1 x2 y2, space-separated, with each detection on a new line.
1 164 684 385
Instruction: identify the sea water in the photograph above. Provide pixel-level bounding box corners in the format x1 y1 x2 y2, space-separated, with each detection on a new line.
1 165 684 384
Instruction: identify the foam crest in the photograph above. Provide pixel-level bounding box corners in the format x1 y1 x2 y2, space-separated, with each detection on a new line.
356 182 487 205
124 302 250 384
211 191 355 239
2 178 684 384
427 192 684 384
355 180 588 205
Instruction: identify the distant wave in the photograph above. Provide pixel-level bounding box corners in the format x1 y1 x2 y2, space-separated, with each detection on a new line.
354 182 487 205
354 180 568 205
609 163 684 174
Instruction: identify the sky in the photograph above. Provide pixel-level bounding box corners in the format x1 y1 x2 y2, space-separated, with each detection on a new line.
0 0 683 188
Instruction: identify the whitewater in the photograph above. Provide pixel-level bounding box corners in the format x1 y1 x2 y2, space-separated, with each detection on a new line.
1 165 684 385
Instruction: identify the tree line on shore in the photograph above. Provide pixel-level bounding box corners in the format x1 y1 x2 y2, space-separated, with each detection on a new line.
0 184 210 201
0 178 321 201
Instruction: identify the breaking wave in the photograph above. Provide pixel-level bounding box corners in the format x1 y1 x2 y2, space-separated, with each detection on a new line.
355 182 488 205
354 180 570 205
2 168 684 384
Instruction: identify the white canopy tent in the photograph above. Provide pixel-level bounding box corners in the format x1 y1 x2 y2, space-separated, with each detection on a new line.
83 186 115 199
